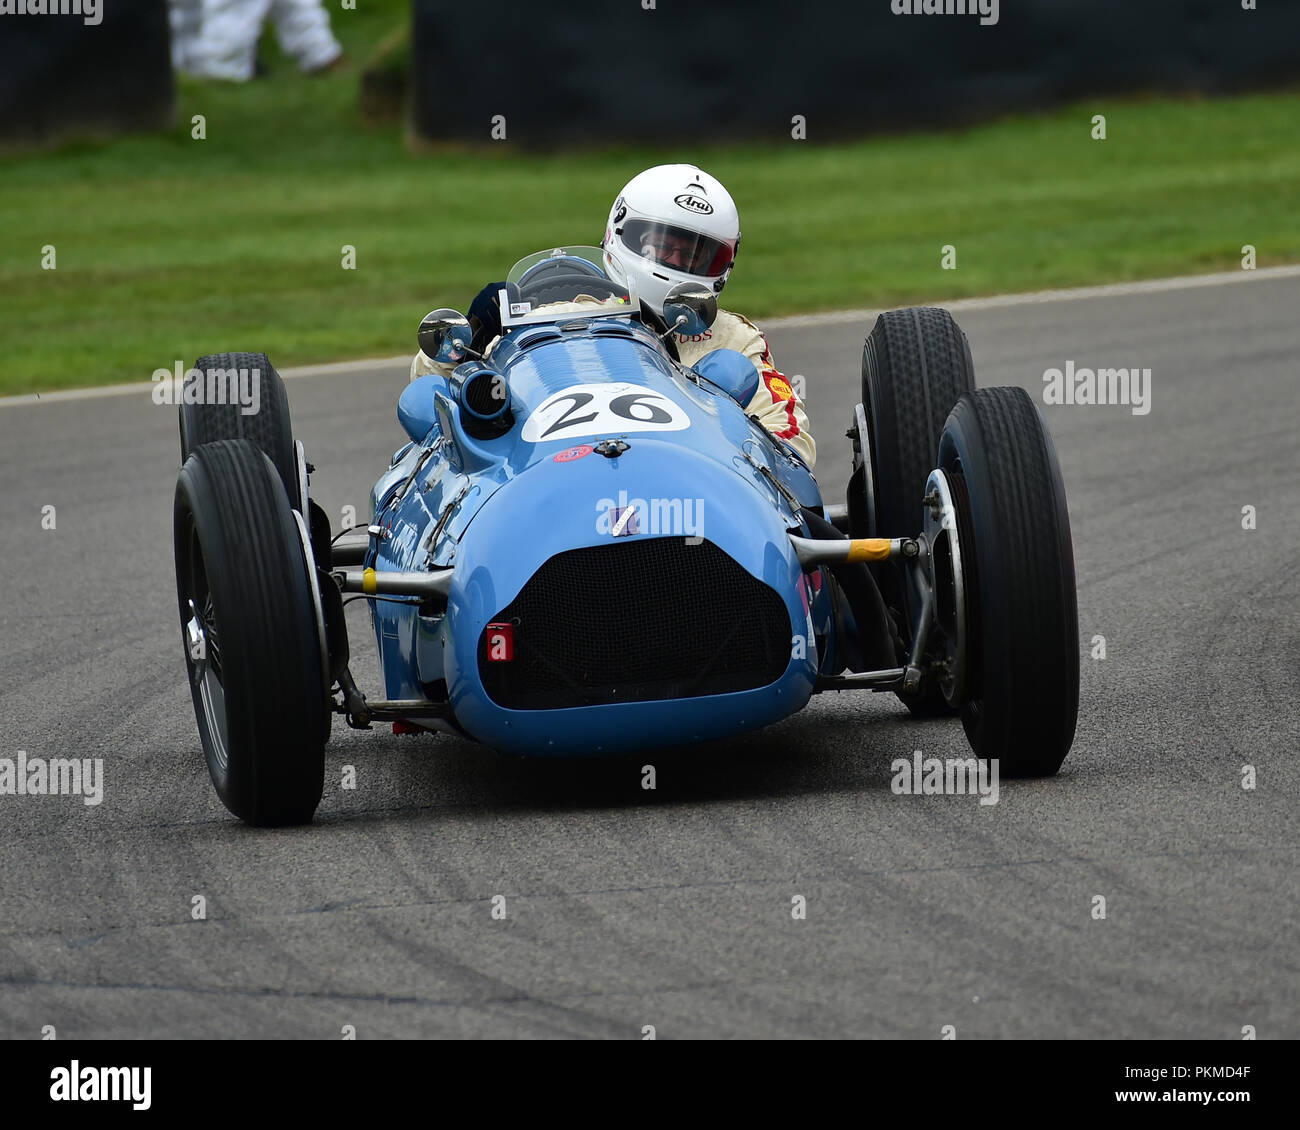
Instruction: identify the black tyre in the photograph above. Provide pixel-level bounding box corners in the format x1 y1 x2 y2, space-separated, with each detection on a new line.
178 352 300 511
174 439 328 825
854 307 975 713
938 387 1079 776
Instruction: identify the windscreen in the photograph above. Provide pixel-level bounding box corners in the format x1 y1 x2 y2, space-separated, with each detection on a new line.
501 246 638 328
506 246 621 285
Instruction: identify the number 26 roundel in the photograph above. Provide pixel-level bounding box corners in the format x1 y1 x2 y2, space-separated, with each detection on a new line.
520 383 691 444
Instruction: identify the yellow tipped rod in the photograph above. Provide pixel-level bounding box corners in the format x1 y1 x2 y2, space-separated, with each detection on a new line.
845 539 897 563
788 534 920 570
331 567 454 600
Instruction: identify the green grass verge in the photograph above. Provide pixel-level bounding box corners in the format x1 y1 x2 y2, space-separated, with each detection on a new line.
0 0 1296 394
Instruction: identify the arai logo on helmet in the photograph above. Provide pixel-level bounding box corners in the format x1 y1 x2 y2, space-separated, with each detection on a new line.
673 193 714 216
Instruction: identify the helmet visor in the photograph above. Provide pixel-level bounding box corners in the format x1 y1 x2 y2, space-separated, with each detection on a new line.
620 219 736 278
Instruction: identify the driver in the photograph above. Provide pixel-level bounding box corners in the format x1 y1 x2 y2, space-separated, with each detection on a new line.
411 164 815 466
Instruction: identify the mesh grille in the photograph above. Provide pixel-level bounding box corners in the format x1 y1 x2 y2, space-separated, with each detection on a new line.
478 538 792 709
465 373 500 417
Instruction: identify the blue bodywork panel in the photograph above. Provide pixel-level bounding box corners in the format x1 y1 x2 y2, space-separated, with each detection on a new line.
364 314 839 755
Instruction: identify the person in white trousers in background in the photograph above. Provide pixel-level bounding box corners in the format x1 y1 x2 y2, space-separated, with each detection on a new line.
171 0 344 81
168 0 203 73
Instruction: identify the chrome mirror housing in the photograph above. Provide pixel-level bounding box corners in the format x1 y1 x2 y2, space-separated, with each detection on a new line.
662 281 718 338
417 309 473 364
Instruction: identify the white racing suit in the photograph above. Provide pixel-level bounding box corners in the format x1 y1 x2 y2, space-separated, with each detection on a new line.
173 0 343 81
411 299 816 467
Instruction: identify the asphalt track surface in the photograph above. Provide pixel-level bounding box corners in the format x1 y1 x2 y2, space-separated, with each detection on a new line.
1 272 1296 1039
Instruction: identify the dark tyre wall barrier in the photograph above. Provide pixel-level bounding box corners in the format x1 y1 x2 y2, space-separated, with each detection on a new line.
0 1 174 147
412 0 1300 147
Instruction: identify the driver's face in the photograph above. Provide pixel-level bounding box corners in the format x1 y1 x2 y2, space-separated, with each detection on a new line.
641 230 696 271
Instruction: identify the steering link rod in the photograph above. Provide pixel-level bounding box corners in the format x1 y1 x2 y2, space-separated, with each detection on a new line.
788 535 921 570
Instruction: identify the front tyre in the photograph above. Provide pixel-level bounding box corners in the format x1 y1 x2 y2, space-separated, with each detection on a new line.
855 306 976 715
174 439 328 825
939 387 1079 776
178 351 300 511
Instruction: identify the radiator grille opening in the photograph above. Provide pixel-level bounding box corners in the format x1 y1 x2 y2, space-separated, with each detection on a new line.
478 538 791 709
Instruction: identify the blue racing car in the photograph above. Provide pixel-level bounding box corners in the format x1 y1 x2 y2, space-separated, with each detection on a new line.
173 247 1079 825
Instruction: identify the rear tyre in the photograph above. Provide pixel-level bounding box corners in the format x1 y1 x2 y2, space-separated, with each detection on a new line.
938 387 1079 776
174 439 328 825
855 307 975 714
178 352 300 511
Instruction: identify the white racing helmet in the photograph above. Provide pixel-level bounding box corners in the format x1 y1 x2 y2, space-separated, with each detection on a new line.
602 164 741 317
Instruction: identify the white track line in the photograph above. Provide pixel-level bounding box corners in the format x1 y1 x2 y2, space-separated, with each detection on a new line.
0 354 413 408
761 263 1300 329
3 264 1297 408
